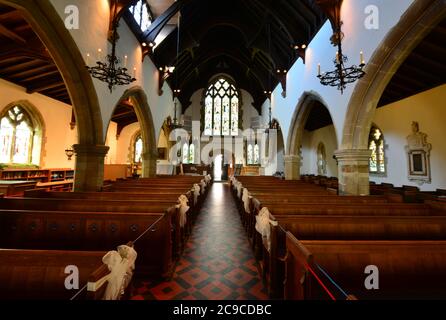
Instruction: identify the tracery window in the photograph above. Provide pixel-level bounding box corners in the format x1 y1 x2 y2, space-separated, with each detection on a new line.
247 143 260 165
368 125 385 174
128 0 153 33
0 106 35 164
204 78 239 136
134 135 143 163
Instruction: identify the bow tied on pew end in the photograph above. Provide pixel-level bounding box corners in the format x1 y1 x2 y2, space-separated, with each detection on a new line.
255 207 278 252
176 194 190 228
192 184 201 204
200 180 207 194
100 244 137 300
242 188 251 213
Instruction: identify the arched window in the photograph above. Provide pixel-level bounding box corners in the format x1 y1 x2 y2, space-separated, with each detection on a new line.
368 125 385 174
247 143 260 165
189 143 195 164
134 135 143 163
182 143 189 164
0 106 36 164
128 0 153 32
204 77 239 136
317 142 327 175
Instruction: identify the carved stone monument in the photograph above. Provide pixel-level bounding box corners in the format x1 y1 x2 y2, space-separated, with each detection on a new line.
405 121 431 185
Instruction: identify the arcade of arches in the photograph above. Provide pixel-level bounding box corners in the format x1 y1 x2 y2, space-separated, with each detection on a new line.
0 0 445 301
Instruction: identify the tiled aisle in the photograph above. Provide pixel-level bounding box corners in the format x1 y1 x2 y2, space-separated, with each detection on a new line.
131 182 268 300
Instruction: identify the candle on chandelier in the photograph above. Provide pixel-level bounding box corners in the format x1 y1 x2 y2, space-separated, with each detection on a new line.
124 55 128 68
318 63 321 76
97 48 102 61
133 67 137 78
86 53 90 65
360 51 365 65
336 52 339 64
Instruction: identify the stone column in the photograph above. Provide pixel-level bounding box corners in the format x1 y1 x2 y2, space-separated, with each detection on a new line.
141 150 157 178
284 155 300 180
73 144 109 192
334 149 371 196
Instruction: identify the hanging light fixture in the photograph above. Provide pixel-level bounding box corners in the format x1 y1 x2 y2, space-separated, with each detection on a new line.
65 146 74 161
168 12 183 131
316 1 365 94
86 3 136 92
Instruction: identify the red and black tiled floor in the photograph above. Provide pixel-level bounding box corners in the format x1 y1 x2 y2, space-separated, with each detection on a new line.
130 182 268 300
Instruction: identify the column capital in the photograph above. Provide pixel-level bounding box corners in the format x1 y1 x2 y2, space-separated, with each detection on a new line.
284 154 301 163
334 149 371 162
73 144 110 157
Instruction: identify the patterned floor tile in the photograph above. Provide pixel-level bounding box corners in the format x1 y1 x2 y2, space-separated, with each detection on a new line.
130 183 268 301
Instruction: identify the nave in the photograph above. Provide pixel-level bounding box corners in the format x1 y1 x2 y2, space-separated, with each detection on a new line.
131 183 267 300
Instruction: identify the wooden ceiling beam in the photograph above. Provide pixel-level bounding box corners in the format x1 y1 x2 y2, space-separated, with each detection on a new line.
20 69 60 82
0 22 26 44
26 78 65 93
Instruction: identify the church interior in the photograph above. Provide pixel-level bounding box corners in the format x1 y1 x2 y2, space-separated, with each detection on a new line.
0 0 445 301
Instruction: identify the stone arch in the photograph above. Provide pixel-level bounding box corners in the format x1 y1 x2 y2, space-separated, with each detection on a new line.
285 91 335 180
0 100 46 166
113 86 157 177
286 91 335 156
0 0 105 191
341 0 446 150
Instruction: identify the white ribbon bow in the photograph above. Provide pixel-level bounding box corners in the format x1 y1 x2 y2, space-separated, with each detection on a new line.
255 207 278 252
176 194 190 228
101 245 138 300
242 188 251 213
192 184 201 204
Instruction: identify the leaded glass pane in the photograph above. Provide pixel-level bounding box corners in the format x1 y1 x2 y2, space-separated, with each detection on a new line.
134 137 143 163
231 96 239 136
379 139 385 172
182 143 189 164
141 4 152 32
247 145 253 165
222 96 230 136
204 96 213 135
213 97 221 135
254 144 260 164
12 121 32 164
189 144 195 164
369 141 377 172
0 117 13 163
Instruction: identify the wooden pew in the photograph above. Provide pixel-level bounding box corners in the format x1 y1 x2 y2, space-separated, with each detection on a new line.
284 234 446 300
0 210 173 278
0 249 106 300
264 214 446 298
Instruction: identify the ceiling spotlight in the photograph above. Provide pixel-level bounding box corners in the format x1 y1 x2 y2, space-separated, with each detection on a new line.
149 42 155 48
294 45 299 50
142 42 147 47
301 44 307 49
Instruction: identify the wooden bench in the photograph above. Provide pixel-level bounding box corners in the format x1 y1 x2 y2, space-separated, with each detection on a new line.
263 214 446 298
0 249 106 300
284 234 446 300
0 210 172 278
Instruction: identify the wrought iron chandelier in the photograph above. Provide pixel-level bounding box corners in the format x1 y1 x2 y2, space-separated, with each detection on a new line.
86 23 136 92
317 22 366 94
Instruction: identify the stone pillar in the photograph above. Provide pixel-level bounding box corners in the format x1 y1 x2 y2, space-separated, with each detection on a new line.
73 144 109 192
334 149 371 196
141 150 157 178
284 155 300 180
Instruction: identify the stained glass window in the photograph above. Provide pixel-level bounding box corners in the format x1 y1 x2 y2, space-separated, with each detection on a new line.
368 125 385 174
0 106 34 164
134 135 143 163
182 143 189 164
254 144 260 165
129 0 153 33
189 144 195 164
247 145 253 165
204 78 239 136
